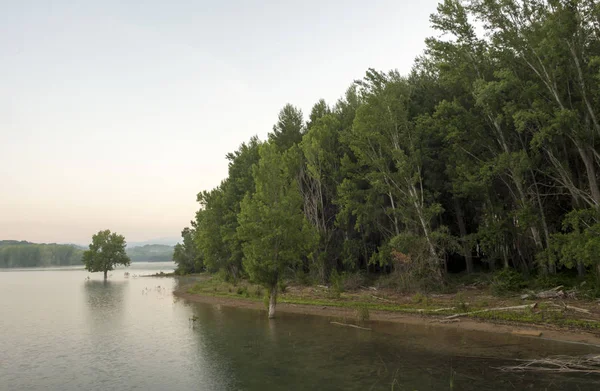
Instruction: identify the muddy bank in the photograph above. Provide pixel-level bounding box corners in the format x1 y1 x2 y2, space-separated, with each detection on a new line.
174 287 600 347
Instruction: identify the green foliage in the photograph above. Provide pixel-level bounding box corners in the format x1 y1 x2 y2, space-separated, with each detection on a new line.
173 227 203 275
82 230 131 278
490 269 526 296
411 293 426 304
0 241 83 268
354 305 370 322
277 279 288 294
329 270 345 294
454 293 469 312
174 0 600 296
542 209 600 275
237 143 317 293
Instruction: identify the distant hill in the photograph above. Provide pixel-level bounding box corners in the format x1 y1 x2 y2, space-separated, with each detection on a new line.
0 240 83 268
127 237 180 248
126 244 174 262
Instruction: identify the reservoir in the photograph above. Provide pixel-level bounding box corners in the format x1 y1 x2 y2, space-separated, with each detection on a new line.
1 263 599 390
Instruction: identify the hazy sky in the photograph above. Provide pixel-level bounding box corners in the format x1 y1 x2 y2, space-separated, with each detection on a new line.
1 0 440 244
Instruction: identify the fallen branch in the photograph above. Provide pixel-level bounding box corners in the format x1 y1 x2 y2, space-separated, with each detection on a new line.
445 303 537 320
430 318 460 324
536 289 564 299
330 321 371 331
522 286 566 300
544 302 591 314
498 354 600 374
371 295 394 303
433 307 457 312
512 330 542 337
564 304 591 314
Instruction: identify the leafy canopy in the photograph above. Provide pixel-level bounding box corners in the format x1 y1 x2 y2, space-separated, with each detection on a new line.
82 230 131 275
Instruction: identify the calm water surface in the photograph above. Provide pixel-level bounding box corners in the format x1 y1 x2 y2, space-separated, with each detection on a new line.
1 263 600 390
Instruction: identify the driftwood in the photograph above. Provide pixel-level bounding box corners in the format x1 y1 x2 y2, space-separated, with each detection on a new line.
445 303 537 320
522 286 565 300
498 354 600 373
512 330 543 337
430 307 456 312
536 290 565 299
564 304 591 314
545 302 592 314
371 295 394 303
430 318 460 324
360 286 378 291
417 307 456 313
330 321 371 331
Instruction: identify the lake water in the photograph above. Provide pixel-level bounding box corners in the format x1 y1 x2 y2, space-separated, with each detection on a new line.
1 263 600 390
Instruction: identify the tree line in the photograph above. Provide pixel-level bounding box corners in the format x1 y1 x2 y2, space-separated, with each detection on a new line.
174 0 600 308
126 244 174 262
0 241 83 268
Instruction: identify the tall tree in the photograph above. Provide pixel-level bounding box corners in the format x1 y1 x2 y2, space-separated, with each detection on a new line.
82 230 131 279
237 143 316 318
173 227 203 275
269 104 305 151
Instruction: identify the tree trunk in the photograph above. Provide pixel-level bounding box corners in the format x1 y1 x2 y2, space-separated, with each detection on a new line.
454 198 473 273
103 270 108 280
576 142 600 206
268 286 278 319
577 261 585 278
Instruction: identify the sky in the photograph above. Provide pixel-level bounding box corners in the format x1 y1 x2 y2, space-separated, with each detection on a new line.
0 0 441 245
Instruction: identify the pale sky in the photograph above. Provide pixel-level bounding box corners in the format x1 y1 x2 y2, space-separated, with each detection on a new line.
0 0 440 244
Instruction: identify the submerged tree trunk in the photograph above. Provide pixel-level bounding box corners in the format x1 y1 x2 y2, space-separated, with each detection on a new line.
268 286 278 319
103 270 108 280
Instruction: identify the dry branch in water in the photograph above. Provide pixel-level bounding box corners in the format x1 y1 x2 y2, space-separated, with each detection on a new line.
330 321 372 331
498 354 600 374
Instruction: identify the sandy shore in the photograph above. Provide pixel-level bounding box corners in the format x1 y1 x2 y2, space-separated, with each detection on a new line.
174 288 600 347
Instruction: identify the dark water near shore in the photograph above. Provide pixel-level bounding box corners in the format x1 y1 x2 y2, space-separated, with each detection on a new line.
1 263 600 390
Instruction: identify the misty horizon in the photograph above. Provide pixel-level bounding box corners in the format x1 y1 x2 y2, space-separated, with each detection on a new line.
1 0 439 243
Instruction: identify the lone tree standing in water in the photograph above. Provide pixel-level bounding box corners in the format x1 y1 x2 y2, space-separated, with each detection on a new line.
83 230 131 279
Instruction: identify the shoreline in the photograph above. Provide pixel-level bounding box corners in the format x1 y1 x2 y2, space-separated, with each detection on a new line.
174 287 600 347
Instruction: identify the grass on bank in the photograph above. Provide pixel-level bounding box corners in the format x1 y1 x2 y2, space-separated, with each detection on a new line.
184 273 600 331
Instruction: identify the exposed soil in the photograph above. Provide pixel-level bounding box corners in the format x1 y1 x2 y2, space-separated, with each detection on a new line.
174 283 600 347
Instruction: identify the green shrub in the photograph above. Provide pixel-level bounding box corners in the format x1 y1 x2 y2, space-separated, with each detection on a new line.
454 293 469 312
278 279 288 294
342 272 367 291
491 269 526 296
411 292 426 304
325 289 341 299
236 286 248 296
295 270 312 286
355 305 370 322
330 270 344 294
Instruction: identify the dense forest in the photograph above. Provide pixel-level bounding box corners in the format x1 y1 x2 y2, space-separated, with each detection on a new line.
174 0 600 296
0 241 83 268
126 244 174 262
